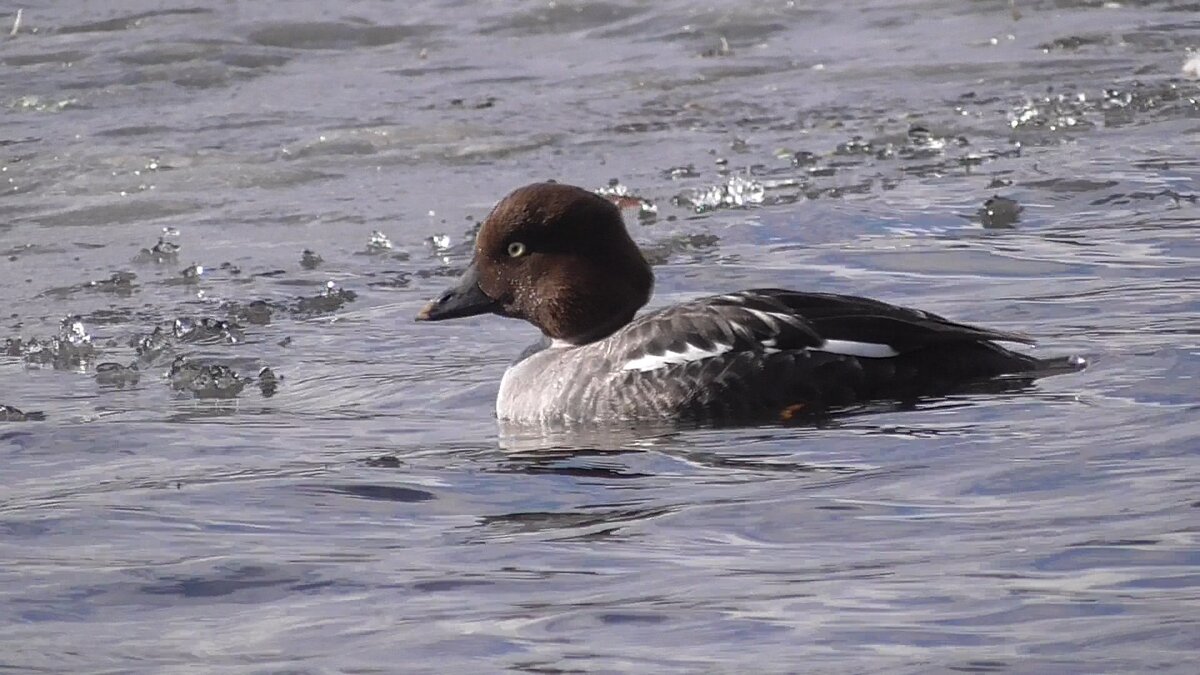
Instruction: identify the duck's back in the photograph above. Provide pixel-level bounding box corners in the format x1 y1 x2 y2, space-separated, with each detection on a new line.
496 290 1083 424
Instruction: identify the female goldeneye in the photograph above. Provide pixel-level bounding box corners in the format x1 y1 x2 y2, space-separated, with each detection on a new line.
416 183 1084 424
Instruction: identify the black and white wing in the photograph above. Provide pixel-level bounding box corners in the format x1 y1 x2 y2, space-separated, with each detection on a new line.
755 289 1036 354
592 289 1059 421
609 291 825 372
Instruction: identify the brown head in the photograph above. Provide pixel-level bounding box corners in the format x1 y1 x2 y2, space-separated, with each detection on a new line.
416 183 654 344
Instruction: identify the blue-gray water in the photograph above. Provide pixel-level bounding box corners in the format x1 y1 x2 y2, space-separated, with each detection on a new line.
2 1 1198 672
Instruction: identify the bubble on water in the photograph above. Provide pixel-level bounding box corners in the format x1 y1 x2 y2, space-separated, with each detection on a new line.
427 234 452 252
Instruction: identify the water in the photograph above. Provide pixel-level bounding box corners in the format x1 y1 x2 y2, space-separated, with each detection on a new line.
2 1 1198 672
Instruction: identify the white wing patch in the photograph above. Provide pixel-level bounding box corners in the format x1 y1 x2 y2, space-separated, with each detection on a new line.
743 308 780 328
622 342 732 372
816 339 899 358
744 307 809 331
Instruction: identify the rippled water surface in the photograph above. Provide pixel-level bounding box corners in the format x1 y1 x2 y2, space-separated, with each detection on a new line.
2 1 1199 672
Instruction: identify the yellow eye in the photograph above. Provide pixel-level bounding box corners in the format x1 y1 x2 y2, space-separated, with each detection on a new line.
507 241 527 258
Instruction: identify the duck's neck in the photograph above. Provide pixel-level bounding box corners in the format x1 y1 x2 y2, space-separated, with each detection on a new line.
551 309 637 347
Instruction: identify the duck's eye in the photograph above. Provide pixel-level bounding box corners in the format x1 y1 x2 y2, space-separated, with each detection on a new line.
506 241 527 258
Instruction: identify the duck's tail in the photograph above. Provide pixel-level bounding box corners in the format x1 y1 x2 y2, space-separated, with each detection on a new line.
1028 353 1088 375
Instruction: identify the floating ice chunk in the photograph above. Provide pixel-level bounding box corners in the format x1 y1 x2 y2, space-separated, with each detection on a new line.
366 230 393 254
1184 53 1200 79
676 175 765 213
168 357 247 399
96 362 140 387
300 249 324 269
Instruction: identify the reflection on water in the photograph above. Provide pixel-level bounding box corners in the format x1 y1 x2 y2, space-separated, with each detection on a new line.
2 0 1199 672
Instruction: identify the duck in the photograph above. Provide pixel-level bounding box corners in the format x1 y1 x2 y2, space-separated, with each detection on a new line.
416 182 1084 424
